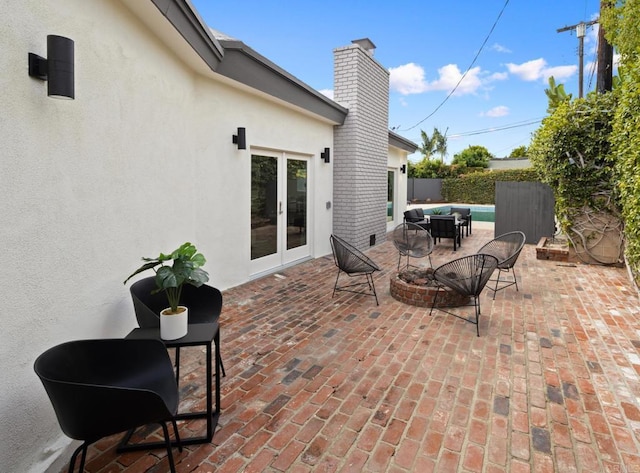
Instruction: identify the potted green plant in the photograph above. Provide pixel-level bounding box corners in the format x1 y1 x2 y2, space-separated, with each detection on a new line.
124 242 209 340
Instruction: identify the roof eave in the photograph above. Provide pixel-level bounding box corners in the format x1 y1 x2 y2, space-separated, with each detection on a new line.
215 39 347 125
389 130 419 153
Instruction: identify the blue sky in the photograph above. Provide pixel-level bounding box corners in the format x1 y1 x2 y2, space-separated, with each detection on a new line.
191 0 603 161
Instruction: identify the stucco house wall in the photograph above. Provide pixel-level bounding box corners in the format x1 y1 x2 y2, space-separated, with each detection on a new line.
488 157 532 170
1 1 337 471
1 1 416 471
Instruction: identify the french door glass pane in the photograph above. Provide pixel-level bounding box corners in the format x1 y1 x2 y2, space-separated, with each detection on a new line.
287 160 307 250
251 155 278 260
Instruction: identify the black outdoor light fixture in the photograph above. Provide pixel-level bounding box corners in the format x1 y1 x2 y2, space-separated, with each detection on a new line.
232 127 246 149
28 35 75 99
400 164 407 174
321 147 330 163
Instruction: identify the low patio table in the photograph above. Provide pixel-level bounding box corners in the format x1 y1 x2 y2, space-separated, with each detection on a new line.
118 322 221 449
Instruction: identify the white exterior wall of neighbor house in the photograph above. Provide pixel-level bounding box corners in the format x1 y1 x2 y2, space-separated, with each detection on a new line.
1 1 334 472
333 42 390 249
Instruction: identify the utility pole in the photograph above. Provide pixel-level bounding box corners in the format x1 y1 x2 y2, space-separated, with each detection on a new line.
557 19 598 98
597 0 614 93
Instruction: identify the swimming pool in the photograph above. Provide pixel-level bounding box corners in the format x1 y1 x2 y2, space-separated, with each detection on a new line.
424 205 496 223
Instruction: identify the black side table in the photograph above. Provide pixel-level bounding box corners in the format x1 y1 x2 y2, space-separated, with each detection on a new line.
118 322 221 448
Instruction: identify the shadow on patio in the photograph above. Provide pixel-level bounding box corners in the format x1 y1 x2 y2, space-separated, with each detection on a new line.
75 226 640 472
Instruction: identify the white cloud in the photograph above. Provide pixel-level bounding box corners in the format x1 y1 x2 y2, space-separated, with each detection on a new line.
428 64 483 95
318 88 334 100
492 43 512 53
389 63 486 96
388 63 429 94
543 65 577 81
488 71 508 81
506 58 577 82
482 105 510 118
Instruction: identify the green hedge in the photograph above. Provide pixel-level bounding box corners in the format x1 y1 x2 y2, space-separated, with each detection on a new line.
603 2 640 283
441 169 540 204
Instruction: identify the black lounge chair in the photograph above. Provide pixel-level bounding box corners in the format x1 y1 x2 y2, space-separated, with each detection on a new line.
392 222 434 270
477 231 526 299
449 207 472 236
429 215 462 250
130 277 226 377
429 254 499 336
330 234 381 305
403 208 430 230
34 339 182 473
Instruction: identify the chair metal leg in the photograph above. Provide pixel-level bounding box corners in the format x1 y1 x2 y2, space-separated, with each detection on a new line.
474 295 481 337
492 270 501 300
512 267 519 291
429 285 440 316
171 419 183 453
368 274 379 305
332 270 340 298
161 422 177 473
68 443 88 473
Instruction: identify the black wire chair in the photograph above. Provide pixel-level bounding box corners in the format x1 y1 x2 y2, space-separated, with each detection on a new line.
330 234 381 305
34 339 182 473
392 222 434 270
477 231 526 299
429 254 499 336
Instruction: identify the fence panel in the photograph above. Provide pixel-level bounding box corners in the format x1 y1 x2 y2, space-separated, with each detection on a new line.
407 178 443 202
495 181 555 244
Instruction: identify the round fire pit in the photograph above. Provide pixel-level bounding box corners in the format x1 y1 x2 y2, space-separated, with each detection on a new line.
390 268 470 308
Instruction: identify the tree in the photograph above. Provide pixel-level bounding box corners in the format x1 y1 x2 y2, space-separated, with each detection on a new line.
509 145 528 158
544 76 572 114
451 145 493 168
419 127 447 161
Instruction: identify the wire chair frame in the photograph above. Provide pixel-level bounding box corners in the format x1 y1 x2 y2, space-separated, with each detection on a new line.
477 231 526 299
330 234 381 305
392 222 434 270
429 253 499 336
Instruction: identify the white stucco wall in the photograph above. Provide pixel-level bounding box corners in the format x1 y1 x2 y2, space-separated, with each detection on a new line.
387 146 409 231
1 1 334 471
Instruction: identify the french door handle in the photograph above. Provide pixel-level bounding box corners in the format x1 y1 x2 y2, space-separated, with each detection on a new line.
279 201 283 215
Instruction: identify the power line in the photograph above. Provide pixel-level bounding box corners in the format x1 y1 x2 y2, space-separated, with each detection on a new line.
401 0 510 132
448 118 543 138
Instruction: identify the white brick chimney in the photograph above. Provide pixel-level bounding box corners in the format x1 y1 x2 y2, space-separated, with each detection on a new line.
332 38 390 248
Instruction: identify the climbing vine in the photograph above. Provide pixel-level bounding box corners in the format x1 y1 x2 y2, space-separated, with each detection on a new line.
528 91 621 264
602 0 640 280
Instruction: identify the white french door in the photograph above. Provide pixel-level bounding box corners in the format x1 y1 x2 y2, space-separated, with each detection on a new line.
250 151 310 275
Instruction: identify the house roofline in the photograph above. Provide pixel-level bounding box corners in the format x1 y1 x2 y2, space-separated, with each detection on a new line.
145 0 347 125
216 38 348 125
389 130 419 153
150 0 224 69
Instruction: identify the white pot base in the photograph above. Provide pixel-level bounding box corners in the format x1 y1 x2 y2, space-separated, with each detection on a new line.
160 306 188 340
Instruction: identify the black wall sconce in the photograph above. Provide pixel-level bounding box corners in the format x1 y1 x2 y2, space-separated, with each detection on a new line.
321 147 330 163
28 35 75 99
232 127 246 149
400 164 407 174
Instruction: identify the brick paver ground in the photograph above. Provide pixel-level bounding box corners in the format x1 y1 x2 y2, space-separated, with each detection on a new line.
75 226 640 472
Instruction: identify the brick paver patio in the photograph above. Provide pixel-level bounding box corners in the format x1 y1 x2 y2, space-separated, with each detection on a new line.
77 226 640 472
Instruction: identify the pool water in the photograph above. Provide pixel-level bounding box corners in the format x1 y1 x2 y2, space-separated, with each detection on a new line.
425 205 495 223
